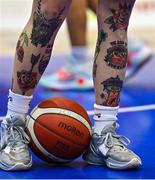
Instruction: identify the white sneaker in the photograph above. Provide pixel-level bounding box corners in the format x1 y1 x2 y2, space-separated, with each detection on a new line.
83 122 142 170
0 115 32 171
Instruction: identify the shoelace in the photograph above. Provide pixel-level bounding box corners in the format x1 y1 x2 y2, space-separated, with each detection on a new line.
97 123 130 150
1 123 30 150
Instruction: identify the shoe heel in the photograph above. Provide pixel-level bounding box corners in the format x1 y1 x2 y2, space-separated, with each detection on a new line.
83 151 105 166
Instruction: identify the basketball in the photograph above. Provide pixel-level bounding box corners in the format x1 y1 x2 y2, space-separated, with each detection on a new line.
26 97 92 163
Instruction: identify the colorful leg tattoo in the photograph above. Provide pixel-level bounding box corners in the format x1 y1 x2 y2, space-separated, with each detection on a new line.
94 0 136 106
31 0 65 47
100 76 123 107
104 41 128 69
17 54 40 95
104 1 135 32
13 0 71 95
16 32 29 62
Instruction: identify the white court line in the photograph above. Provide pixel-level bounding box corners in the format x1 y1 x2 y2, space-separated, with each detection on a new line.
87 104 155 116
0 104 155 121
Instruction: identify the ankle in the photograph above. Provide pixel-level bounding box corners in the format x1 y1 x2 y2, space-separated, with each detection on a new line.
6 89 32 116
93 104 119 135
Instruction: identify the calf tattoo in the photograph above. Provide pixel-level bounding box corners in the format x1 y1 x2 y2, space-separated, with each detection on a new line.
100 76 123 107
38 43 53 75
31 0 65 47
104 2 133 31
16 32 29 62
104 41 127 69
93 30 108 78
17 54 40 95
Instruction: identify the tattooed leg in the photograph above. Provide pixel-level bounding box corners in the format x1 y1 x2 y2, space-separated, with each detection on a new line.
83 1 142 170
94 0 136 106
12 0 72 95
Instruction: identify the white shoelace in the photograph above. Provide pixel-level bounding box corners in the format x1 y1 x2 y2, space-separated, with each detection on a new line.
1 123 30 151
97 123 130 151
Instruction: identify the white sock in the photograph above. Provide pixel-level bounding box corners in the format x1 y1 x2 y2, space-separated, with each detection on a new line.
5 89 33 120
93 104 119 135
71 46 89 64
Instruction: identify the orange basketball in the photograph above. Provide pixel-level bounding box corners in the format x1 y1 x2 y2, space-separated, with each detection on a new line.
26 97 92 163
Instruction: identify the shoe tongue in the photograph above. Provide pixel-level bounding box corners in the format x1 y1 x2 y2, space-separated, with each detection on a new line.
9 121 26 148
99 123 126 151
6 115 25 127
101 122 116 135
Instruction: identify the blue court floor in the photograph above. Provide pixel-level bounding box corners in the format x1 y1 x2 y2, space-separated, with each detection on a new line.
0 56 155 179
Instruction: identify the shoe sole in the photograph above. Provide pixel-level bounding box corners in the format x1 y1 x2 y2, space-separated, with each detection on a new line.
84 153 141 170
105 157 142 170
0 158 32 171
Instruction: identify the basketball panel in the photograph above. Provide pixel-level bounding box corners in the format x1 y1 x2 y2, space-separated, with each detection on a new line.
33 122 87 159
35 114 91 146
38 97 91 125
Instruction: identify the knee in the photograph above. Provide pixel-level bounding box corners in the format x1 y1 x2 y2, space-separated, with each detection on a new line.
41 3 65 20
30 1 67 47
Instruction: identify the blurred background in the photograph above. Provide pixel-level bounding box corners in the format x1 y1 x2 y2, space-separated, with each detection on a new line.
0 0 155 56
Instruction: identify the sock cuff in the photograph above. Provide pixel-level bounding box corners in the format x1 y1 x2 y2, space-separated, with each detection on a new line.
7 89 33 114
9 89 33 100
94 103 119 121
94 104 119 110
